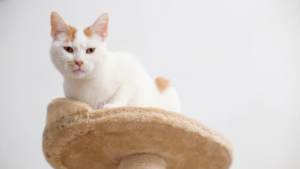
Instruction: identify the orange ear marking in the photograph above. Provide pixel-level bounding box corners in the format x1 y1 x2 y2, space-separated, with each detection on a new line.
64 25 77 42
50 12 77 42
90 13 109 41
84 27 93 38
155 77 171 93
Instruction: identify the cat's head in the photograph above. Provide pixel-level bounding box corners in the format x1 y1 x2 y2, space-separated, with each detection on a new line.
50 12 109 79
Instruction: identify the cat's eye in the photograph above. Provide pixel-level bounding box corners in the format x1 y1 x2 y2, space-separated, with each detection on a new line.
64 47 73 53
86 48 95 54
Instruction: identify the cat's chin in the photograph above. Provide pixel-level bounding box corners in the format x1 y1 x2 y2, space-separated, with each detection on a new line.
68 70 88 79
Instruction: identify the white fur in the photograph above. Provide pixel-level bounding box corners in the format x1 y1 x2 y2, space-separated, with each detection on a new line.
50 27 180 112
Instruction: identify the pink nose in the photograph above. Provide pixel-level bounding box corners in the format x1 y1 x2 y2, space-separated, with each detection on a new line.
74 60 84 67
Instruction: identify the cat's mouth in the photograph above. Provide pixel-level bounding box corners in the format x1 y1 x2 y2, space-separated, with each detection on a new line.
69 67 88 79
73 68 85 72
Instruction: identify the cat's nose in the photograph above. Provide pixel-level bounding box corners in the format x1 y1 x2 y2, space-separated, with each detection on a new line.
74 60 84 67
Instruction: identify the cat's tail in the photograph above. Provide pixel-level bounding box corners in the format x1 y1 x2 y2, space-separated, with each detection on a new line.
155 77 181 113
155 77 171 92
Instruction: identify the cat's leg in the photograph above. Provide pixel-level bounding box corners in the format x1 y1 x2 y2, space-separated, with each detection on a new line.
102 82 134 108
95 102 105 109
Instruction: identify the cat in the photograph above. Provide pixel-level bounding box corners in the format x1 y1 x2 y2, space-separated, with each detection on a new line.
50 12 181 112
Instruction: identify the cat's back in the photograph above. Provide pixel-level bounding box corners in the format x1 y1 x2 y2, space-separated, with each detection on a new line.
109 52 142 68
106 52 143 79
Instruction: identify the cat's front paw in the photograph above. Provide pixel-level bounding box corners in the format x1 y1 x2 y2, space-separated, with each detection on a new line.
102 104 118 109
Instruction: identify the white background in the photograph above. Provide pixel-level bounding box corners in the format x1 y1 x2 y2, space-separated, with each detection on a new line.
0 0 299 168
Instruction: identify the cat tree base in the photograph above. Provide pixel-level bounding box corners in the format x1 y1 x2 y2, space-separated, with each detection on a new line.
118 154 166 169
43 98 233 169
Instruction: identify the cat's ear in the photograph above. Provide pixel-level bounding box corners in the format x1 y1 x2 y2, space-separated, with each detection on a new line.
90 13 109 41
51 12 69 39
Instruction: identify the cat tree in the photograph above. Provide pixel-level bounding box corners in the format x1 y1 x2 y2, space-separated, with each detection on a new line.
43 98 233 169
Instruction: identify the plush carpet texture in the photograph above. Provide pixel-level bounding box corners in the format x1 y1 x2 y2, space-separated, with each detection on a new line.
43 98 233 169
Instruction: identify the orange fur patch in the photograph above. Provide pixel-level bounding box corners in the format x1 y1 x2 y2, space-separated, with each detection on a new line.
67 60 87 68
66 60 76 67
64 25 77 42
155 77 170 93
84 27 93 38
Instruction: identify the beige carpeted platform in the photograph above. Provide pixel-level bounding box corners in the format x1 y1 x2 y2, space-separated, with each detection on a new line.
43 98 233 169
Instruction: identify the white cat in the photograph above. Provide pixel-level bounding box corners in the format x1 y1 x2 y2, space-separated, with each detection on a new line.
50 12 181 112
